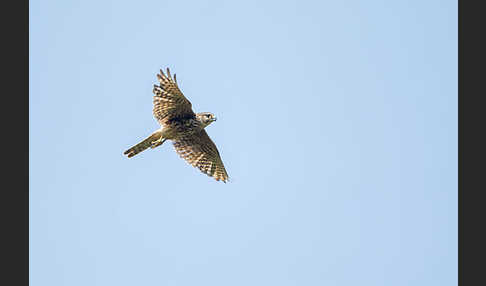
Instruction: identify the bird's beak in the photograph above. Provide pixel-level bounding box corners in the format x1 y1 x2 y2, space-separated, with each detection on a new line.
213 117 217 122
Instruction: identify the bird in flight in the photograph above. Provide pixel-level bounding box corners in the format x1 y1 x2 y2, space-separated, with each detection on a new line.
124 68 229 183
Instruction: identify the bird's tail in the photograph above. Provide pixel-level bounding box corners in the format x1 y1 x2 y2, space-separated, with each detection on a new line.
124 130 164 158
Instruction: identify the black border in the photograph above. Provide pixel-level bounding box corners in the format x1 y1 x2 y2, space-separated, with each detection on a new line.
459 0 483 285
1 0 29 285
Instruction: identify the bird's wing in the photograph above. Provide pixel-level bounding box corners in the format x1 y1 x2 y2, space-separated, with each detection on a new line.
172 130 229 183
153 68 196 126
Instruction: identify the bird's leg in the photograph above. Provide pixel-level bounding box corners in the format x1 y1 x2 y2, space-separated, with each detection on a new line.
151 137 166 148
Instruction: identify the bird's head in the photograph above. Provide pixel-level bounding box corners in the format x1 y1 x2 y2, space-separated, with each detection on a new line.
197 112 217 128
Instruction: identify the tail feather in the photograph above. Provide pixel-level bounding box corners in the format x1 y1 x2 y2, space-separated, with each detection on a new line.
124 131 164 158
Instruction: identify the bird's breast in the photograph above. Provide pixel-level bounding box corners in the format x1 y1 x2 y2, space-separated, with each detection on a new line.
162 118 203 139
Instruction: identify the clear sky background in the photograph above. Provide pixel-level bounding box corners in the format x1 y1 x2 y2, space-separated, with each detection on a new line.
29 0 457 285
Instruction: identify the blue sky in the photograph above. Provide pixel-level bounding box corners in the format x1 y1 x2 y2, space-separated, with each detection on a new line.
30 0 457 285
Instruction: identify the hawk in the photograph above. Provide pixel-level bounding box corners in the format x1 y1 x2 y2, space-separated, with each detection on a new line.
124 68 229 183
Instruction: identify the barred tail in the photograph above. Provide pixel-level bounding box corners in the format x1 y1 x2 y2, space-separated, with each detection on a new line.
124 130 164 158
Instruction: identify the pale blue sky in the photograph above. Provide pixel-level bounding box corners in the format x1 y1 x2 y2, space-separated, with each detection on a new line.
30 0 457 285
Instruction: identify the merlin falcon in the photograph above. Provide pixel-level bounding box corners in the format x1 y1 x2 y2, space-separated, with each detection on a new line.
124 68 229 183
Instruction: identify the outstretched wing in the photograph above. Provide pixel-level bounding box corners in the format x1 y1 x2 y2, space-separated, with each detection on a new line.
173 130 229 183
153 68 196 126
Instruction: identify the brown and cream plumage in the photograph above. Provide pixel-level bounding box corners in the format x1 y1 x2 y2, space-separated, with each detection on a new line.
124 68 229 183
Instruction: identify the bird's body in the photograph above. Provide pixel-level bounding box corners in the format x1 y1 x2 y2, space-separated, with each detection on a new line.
160 117 204 140
124 68 229 183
